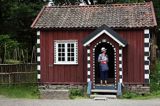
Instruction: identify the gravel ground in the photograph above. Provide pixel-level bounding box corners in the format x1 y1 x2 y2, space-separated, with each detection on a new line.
0 98 160 106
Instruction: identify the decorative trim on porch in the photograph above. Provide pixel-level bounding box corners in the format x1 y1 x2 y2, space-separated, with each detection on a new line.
37 31 41 82
119 47 123 83
82 25 127 47
92 39 117 89
144 29 150 84
87 48 91 82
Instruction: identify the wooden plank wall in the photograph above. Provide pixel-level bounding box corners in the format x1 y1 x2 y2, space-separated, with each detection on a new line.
0 64 37 84
118 29 144 84
40 30 93 84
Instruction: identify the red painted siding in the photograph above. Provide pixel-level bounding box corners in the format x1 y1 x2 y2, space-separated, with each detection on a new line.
118 30 144 84
40 30 92 84
40 29 145 84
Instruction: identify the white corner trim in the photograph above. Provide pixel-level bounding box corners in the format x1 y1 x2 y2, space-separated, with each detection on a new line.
119 79 122 83
119 64 122 68
145 65 149 70
119 49 122 54
145 74 149 79
37 31 40 36
83 30 126 47
144 29 149 34
119 57 122 61
87 49 90 53
87 64 91 68
88 71 91 75
119 71 122 75
87 57 90 61
37 48 40 53
37 39 40 44
37 65 41 70
37 56 40 62
37 74 41 79
144 47 149 52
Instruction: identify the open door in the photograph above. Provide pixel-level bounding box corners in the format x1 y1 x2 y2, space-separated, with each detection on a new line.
95 42 115 85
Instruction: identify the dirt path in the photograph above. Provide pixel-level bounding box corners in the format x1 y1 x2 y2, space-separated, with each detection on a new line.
0 98 160 106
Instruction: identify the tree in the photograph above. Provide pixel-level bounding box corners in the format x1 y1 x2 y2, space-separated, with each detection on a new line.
0 0 45 63
0 35 19 63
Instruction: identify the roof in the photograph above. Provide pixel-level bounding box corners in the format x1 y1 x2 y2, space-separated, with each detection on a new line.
82 25 127 47
31 1 157 29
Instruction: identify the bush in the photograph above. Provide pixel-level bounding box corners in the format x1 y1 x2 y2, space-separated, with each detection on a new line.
123 91 138 99
150 60 160 92
69 88 83 99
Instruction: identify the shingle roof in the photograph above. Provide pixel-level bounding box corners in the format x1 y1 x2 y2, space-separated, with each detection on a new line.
31 1 157 29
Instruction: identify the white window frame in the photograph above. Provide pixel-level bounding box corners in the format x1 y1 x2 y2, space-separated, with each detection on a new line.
54 40 78 65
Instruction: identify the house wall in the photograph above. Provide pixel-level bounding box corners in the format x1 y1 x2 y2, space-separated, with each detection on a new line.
118 30 145 84
40 29 145 85
40 29 92 84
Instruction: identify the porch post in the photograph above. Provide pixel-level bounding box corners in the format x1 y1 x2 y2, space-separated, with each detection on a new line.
37 31 41 82
87 47 91 82
144 29 150 84
119 47 123 83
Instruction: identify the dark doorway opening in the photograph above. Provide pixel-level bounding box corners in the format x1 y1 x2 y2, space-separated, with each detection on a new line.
95 42 115 84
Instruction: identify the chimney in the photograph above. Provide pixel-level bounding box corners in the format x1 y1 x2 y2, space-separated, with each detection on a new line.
47 0 54 7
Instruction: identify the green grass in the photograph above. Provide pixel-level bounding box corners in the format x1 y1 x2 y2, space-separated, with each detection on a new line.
122 91 160 100
0 85 39 99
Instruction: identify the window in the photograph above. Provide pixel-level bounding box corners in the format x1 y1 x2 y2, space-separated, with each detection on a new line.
54 40 78 64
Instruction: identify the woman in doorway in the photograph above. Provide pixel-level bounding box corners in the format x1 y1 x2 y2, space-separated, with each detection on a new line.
98 47 109 85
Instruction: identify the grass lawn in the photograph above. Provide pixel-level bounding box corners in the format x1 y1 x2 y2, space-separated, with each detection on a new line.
0 85 39 99
122 91 160 100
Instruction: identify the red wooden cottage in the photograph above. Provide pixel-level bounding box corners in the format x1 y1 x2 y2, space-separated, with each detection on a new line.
31 1 157 93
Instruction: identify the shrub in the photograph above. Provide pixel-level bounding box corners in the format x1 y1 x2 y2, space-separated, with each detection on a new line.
69 88 83 99
150 60 160 92
123 91 138 99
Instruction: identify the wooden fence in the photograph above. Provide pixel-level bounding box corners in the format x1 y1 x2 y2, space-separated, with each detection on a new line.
0 64 37 85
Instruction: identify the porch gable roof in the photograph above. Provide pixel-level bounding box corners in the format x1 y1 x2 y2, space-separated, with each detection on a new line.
82 25 127 47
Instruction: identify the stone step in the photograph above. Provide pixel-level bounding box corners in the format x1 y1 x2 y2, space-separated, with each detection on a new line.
94 97 107 100
91 89 117 93
90 94 117 99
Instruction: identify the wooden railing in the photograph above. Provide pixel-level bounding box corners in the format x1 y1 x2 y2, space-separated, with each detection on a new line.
0 64 37 85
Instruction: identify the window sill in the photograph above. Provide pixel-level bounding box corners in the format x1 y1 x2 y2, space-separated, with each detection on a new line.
54 63 78 65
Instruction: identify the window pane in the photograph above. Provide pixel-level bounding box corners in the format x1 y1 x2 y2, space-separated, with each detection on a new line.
71 44 74 47
58 44 61 47
58 53 61 56
62 57 65 61
71 48 74 52
68 48 70 52
71 57 74 61
62 48 65 52
58 49 61 52
68 57 70 61
58 57 61 61
62 53 65 56
71 53 74 56
68 53 70 56
62 44 65 47
67 44 70 47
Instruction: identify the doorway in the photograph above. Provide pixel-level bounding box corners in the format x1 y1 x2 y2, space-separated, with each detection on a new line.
94 42 115 84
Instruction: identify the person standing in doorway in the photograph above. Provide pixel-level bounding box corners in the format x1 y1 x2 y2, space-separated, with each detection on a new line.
98 47 109 85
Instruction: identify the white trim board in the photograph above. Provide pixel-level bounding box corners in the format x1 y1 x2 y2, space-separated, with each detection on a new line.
83 30 126 47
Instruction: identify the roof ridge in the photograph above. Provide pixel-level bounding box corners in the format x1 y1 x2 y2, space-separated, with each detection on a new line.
44 1 150 8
